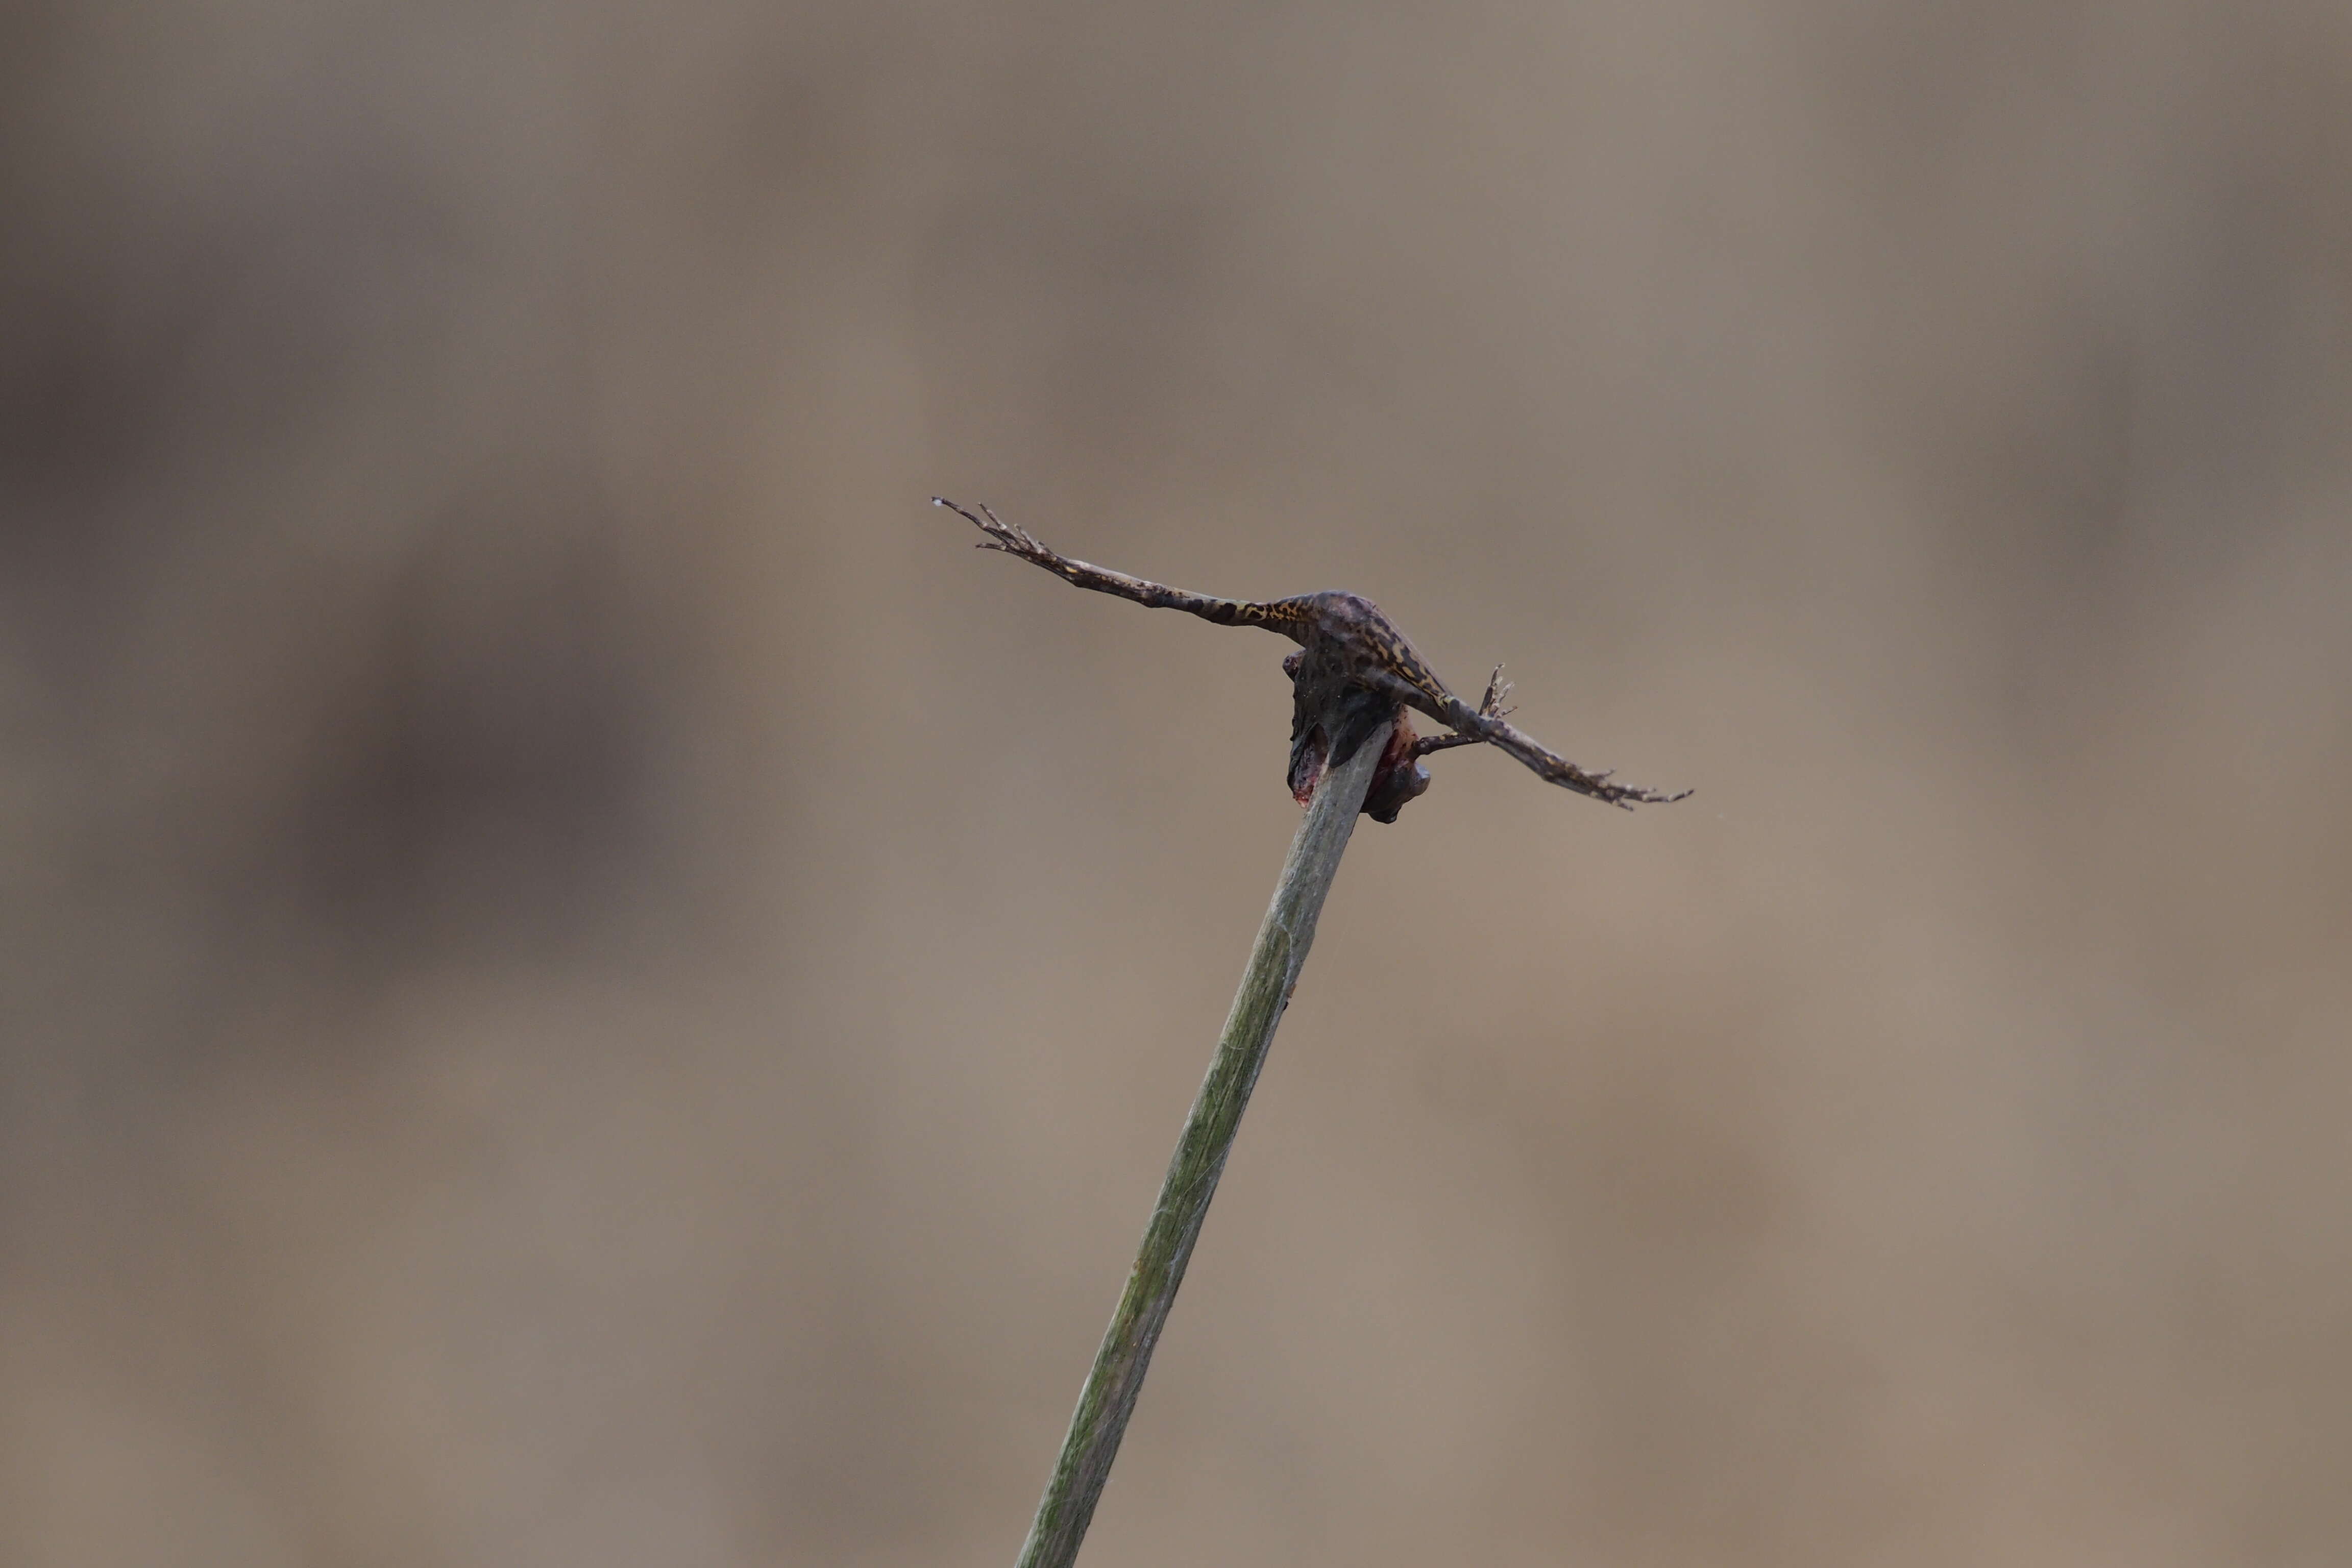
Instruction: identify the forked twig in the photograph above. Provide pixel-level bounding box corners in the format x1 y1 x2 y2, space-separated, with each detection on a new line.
934 498 1688 812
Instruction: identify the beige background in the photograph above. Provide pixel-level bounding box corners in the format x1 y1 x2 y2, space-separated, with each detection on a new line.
6 4 2351 1564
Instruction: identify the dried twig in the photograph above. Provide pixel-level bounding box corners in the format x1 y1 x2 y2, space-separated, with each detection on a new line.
934 498 1688 813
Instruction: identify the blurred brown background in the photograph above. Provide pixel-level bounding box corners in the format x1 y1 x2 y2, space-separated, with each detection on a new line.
5 3 2350 1564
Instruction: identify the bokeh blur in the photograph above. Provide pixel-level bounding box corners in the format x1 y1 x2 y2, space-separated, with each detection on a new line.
6 3 2350 1564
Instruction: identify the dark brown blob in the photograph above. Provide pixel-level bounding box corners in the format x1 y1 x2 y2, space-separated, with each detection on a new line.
1284 646 1427 821
1361 716 1433 824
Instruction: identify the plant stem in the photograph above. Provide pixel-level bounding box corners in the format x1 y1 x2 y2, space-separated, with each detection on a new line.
1013 724 1393 1568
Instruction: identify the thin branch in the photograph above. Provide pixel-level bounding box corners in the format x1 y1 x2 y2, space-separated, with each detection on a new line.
934 498 1688 811
934 496 1315 636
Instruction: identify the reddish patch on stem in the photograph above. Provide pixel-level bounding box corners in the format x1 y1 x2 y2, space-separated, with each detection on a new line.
1288 703 1430 823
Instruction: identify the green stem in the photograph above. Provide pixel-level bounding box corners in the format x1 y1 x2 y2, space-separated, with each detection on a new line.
1014 724 1393 1568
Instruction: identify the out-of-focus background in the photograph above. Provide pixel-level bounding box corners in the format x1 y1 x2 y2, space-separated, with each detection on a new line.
6 3 2349 1564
